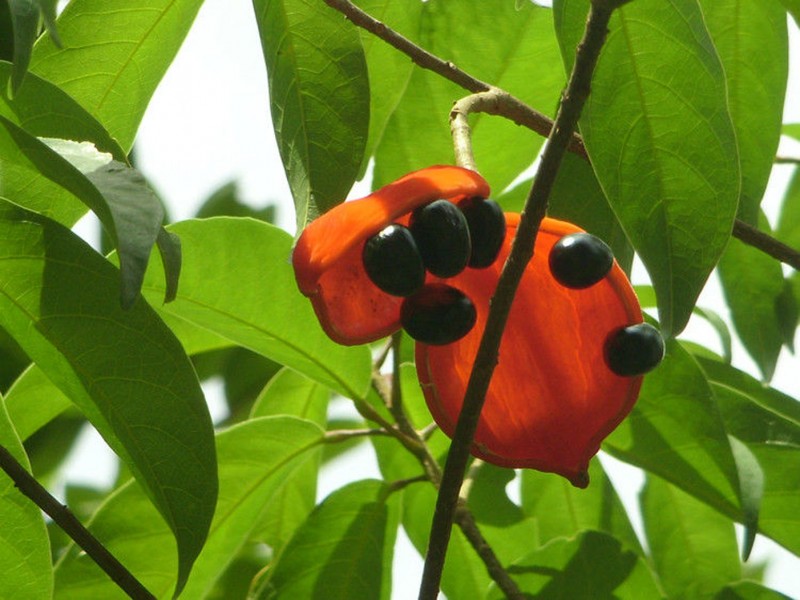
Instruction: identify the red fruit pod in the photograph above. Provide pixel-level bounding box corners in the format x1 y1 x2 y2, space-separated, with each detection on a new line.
415 216 643 487
292 165 490 345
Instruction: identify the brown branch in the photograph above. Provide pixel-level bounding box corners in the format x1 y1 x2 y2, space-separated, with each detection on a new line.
733 220 800 270
420 3 616 598
0 443 156 600
326 0 800 273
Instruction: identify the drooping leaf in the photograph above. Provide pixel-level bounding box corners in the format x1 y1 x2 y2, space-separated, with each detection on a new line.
727 435 764 560
30 0 206 151
373 0 565 193
0 397 53 600
252 0 369 230
698 0 787 224
641 474 741 599
7 1 40 95
717 214 786 381
53 417 324 599
554 0 740 337
0 120 167 306
0 201 216 594
521 459 643 555
716 580 795 600
486 530 663 600
257 479 399 600
138 217 372 400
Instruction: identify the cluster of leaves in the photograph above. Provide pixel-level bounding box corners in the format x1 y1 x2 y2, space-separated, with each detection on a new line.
0 0 799 599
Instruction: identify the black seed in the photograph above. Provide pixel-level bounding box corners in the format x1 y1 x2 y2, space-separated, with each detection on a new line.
604 323 665 376
459 196 506 268
409 200 472 278
362 224 425 297
549 232 614 289
401 284 477 345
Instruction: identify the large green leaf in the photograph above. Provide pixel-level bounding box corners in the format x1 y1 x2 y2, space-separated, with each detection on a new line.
257 479 399 600
252 0 369 230
53 417 324 599
30 0 205 151
717 215 786 382
248 369 328 552
697 357 800 556
486 530 663 600
641 474 740 599
356 0 422 175
778 0 800 27
373 0 565 192
0 118 167 306
139 217 372 400
520 460 643 555
604 340 742 522
0 397 53 600
698 0 787 224
554 0 740 337
0 201 216 593
4 366 70 441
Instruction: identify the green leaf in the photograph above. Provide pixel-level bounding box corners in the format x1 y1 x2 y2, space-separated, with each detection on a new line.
554 0 740 337
356 0 422 176
716 580 795 600
7 1 40 95
698 0 787 224
697 358 800 556
778 0 800 28
258 479 399 600
53 417 324 599
374 0 565 193
604 340 742 524
727 436 763 560
139 217 372 400
641 474 740 599
248 369 328 552
4 366 71 441
783 123 800 141
0 397 53 600
0 202 216 594
30 0 205 152
777 167 800 249
0 120 166 306
252 0 369 231
717 215 786 381
520 460 643 555
486 530 663 600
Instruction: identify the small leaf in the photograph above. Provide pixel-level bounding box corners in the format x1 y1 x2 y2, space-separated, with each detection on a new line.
155 228 181 304
252 0 369 230
0 202 217 594
7 0 39 95
716 580 795 600
783 123 800 140
139 218 372 400
778 0 800 28
727 436 763 560
641 474 741 599
258 480 399 600
486 531 662 600
30 0 206 152
4 366 72 442
554 0 740 336
693 306 733 363
0 398 53 600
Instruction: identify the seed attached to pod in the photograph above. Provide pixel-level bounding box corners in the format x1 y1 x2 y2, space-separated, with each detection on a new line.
409 199 472 278
604 323 665 376
459 196 506 268
549 232 614 289
401 283 477 345
362 224 425 297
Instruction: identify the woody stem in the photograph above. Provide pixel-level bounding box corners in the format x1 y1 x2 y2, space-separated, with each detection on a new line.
419 3 616 598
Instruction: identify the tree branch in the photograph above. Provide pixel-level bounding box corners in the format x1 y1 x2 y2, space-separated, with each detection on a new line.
0 443 156 600
326 0 800 272
420 3 615 597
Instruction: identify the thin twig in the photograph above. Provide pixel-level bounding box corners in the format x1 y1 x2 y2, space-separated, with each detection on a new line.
326 0 800 272
0 443 156 599
324 428 391 443
733 220 800 270
419 4 616 598
775 156 800 165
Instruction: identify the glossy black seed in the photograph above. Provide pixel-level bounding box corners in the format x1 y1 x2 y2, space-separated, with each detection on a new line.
362 224 425 297
409 199 472 278
604 323 665 377
459 196 506 268
401 284 477 345
549 232 614 289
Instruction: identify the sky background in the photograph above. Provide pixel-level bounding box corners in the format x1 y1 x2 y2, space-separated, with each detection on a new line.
66 0 800 597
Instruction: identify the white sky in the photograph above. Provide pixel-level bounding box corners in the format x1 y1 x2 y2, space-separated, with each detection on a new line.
64 0 800 597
